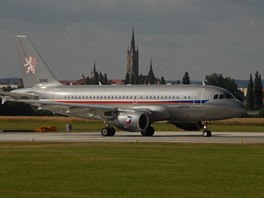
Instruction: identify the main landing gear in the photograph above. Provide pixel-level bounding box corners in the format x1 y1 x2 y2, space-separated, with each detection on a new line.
141 126 155 136
101 127 116 136
202 121 211 137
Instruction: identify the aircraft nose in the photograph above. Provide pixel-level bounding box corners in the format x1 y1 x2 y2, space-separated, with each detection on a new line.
232 100 246 117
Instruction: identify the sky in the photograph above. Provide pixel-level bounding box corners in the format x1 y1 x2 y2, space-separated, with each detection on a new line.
0 0 263 81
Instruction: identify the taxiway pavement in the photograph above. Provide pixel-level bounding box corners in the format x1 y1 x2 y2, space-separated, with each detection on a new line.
1 131 264 144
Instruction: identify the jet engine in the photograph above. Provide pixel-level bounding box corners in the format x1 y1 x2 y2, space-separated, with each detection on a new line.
107 112 149 132
172 121 204 131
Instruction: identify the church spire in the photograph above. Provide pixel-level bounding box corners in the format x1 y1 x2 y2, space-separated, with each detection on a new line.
93 60 96 73
130 27 136 52
147 59 156 84
148 59 154 76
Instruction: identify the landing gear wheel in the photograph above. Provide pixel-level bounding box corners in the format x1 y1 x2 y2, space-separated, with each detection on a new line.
101 127 116 136
203 130 211 137
141 126 155 136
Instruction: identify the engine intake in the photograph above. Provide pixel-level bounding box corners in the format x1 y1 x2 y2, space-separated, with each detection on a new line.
107 112 149 132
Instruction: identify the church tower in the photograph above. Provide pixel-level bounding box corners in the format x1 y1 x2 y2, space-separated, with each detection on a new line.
127 28 139 84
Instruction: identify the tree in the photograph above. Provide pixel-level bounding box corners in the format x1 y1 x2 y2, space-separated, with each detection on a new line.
205 73 244 102
205 73 224 87
182 72 190 84
254 71 263 109
160 76 166 84
85 77 90 85
103 74 108 85
247 74 254 110
124 73 130 84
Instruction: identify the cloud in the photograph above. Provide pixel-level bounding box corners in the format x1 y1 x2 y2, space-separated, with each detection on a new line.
0 0 263 81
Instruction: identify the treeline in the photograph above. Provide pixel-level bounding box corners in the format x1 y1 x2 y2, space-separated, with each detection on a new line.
0 101 52 116
247 71 263 110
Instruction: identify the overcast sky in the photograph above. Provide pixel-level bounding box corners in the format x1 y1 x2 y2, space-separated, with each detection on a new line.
0 0 263 81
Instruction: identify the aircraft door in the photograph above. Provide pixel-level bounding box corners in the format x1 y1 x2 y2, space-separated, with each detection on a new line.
133 96 138 104
193 88 204 107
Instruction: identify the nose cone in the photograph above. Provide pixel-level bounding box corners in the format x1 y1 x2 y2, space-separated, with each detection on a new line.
205 99 246 120
230 100 245 117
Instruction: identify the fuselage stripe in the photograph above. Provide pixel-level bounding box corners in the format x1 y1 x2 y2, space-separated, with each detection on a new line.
51 100 208 105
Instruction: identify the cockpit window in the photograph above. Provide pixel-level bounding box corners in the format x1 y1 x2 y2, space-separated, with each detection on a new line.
213 92 235 100
224 92 234 99
219 94 224 99
213 94 219 99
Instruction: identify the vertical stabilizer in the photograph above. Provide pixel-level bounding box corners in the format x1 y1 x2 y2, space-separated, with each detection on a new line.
15 35 62 88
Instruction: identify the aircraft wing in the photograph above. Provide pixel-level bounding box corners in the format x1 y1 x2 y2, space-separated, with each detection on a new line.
7 99 118 119
0 91 39 105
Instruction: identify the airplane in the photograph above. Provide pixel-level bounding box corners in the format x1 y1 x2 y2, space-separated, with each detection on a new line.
0 35 245 137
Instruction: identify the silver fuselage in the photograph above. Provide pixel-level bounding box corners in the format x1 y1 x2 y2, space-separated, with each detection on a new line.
13 84 245 122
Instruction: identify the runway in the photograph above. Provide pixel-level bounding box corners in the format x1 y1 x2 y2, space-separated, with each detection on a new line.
1 131 264 144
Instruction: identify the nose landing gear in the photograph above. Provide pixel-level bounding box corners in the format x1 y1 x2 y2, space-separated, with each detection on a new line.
202 121 212 137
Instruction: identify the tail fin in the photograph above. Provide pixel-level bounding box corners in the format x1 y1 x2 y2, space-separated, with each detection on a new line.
15 35 62 88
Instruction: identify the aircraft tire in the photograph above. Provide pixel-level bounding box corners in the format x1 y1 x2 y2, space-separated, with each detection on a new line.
141 126 155 136
203 130 212 137
109 127 116 136
101 127 115 136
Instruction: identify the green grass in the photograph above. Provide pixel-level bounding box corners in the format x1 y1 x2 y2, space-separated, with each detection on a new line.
0 143 264 198
0 119 263 132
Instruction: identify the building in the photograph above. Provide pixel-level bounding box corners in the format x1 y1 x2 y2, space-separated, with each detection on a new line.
126 28 139 84
0 78 23 90
126 29 158 84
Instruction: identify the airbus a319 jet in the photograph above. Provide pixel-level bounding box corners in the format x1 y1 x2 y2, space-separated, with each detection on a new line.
0 35 245 137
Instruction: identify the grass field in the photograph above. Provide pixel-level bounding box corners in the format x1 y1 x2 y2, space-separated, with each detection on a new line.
0 116 264 132
0 143 264 198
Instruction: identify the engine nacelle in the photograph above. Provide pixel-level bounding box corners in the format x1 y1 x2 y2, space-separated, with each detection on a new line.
107 112 149 132
172 121 204 131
